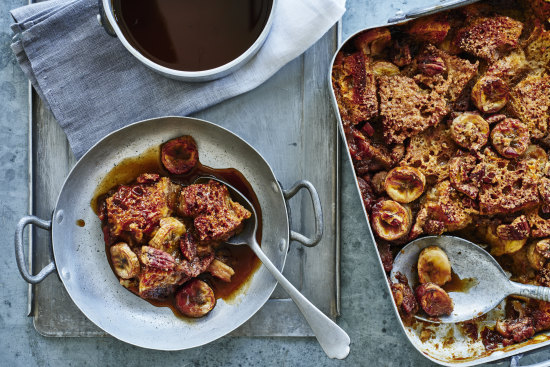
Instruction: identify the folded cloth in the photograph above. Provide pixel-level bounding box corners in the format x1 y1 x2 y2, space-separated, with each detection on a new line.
11 0 346 158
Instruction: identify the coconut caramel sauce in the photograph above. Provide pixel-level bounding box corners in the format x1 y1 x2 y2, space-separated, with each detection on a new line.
111 0 272 71
91 144 262 317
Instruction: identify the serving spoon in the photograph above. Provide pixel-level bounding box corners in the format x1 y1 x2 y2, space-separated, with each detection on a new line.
195 177 350 359
391 236 550 323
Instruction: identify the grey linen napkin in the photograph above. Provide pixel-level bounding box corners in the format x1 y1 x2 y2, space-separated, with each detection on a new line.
11 0 346 158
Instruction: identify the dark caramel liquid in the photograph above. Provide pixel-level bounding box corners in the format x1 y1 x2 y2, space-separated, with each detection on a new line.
442 270 478 293
112 0 272 71
92 144 262 318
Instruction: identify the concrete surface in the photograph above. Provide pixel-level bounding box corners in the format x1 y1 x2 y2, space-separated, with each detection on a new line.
1 0 549 365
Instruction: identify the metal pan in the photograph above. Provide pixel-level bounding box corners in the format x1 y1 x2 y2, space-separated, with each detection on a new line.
328 2 550 366
14 116 323 350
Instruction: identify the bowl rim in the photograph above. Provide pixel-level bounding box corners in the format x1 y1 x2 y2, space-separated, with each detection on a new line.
101 0 277 80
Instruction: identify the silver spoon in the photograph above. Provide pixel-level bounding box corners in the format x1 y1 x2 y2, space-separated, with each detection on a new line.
391 235 550 323
195 177 350 359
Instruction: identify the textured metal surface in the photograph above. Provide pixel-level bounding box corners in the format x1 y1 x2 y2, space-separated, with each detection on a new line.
328 1 550 366
27 21 340 338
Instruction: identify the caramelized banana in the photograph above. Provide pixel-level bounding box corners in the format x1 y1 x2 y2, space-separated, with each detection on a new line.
384 166 426 203
527 239 550 270
450 113 490 151
353 28 391 56
418 246 452 286
491 118 530 158
110 243 140 279
175 279 216 318
415 283 454 317
481 224 527 256
524 145 548 175
371 200 412 241
149 217 186 254
207 259 235 282
161 136 198 175
372 61 400 76
471 76 509 113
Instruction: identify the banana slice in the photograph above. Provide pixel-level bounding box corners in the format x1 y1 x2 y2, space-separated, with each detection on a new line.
384 166 426 203
417 246 452 286
415 283 454 316
527 239 550 270
372 61 400 76
175 279 216 318
471 76 509 113
482 224 527 256
450 113 490 151
110 243 140 279
149 217 186 254
161 136 198 175
491 118 530 159
371 200 412 241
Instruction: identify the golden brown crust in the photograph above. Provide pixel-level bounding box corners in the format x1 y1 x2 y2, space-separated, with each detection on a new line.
411 45 479 103
509 75 550 139
402 125 458 183
455 16 524 62
178 181 251 241
105 176 177 245
411 180 473 238
523 25 550 74
332 52 378 125
476 150 540 215
378 75 449 144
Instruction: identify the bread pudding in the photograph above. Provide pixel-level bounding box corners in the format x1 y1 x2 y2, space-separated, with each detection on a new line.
332 0 550 350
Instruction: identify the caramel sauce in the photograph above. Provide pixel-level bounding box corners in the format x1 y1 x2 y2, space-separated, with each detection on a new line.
76 219 85 227
112 0 272 71
442 270 478 293
92 143 262 318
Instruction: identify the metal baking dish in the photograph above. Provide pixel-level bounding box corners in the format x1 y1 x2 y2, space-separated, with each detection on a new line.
328 1 550 366
15 116 323 350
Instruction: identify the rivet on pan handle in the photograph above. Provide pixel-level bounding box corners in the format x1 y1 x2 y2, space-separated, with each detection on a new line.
283 180 323 247
15 215 56 284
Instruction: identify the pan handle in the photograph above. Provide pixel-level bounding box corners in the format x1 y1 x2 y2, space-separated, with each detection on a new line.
283 180 323 247
15 215 56 284
97 0 117 37
510 353 550 367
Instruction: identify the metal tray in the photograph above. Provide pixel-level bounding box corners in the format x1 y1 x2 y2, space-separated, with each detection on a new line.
26 15 341 337
329 1 550 365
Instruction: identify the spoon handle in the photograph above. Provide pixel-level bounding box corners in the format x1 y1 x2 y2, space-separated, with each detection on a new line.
249 240 350 359
510 281 550 302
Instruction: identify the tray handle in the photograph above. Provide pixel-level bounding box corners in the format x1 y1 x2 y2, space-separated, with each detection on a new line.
283 180 323 247
388 0 481 23
510 353 550 367
15 215 55 284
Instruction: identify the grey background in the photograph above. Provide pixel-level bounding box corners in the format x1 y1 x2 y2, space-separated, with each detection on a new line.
1 0 547 365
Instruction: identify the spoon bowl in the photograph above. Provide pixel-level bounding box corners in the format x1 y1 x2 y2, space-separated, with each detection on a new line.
391 236 550 323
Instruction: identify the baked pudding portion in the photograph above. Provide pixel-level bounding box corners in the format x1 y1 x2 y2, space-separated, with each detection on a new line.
98 136 254 318
332 0 550 349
